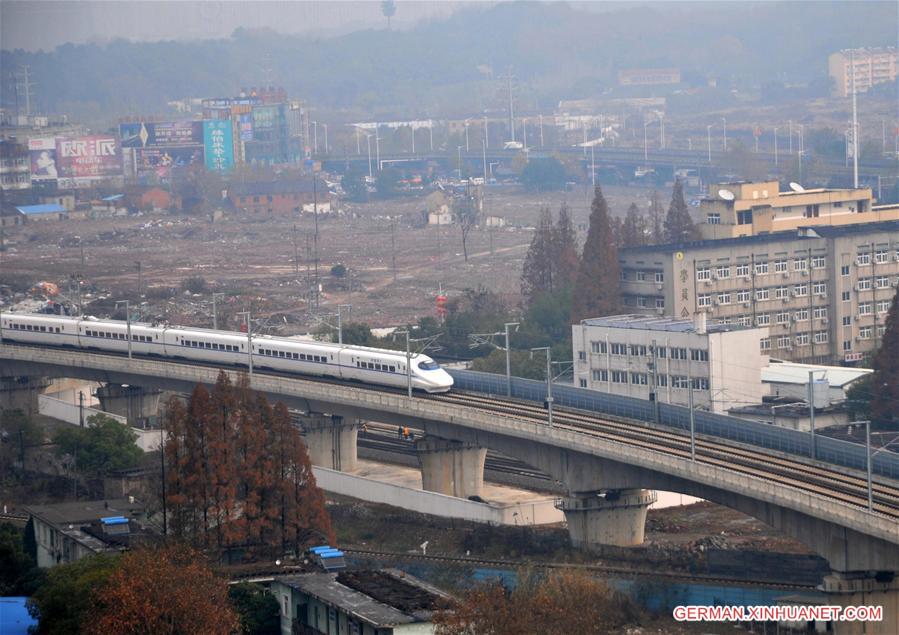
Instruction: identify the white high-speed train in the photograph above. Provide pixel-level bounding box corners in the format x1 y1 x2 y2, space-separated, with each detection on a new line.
0 313 454 393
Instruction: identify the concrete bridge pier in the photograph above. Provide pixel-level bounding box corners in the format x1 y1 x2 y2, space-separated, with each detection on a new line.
0 376 50 418
95 383 162 427
298 414 358 472
557 489 657 549
822 571 899 635
415 436 487 499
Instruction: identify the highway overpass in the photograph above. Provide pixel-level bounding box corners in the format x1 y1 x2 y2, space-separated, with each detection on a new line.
2 344 898 633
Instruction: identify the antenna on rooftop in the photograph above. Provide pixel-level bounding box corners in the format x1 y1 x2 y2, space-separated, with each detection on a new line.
789 182 805 192
718 189 735 201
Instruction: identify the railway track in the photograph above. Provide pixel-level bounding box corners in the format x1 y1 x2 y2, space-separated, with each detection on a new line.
7 343 898 519
223 548 817 590
425 392 899 519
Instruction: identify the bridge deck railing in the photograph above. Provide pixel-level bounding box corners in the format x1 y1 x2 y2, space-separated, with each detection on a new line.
448 369 899 480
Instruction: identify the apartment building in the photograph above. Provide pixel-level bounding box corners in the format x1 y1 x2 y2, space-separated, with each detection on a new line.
828 47 898 97
619 220 899 364
698 181 897 240
572 314 767 413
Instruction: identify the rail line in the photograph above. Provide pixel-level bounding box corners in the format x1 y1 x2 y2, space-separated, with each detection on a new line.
222 548 818 591
426 392 899 518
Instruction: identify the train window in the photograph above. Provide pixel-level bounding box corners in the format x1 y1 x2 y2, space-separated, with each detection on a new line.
418 360 440 371
40 326 46 332
389 366 396 373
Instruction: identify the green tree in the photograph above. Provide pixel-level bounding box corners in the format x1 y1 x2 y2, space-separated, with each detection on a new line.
0 522 44 596
0 408 43 477
554 203 579 290
870 291 899 430
571 186 620 323
53 414 142 479
28 553 120 635
647 190 665 244
663 179 700 243
375 167 402 199
341 167 368 203
521 207 556 302
453 188 480 262
620 203 647 247
229 582 281 635
520 157 567 192
471 349 547 380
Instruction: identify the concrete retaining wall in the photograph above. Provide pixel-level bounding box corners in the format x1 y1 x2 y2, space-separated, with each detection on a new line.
37 394 161 452
312 466 563 526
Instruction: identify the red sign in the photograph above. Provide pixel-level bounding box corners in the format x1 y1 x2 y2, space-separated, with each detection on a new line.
56 136 121 179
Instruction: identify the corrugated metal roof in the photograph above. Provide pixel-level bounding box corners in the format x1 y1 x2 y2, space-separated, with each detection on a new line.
763 361 872 388
16 204 66 215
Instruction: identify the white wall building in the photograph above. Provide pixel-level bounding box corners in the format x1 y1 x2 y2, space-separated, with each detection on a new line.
573 314 768 414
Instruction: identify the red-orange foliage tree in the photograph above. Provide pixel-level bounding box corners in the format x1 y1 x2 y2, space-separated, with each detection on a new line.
433 569 638 635
164 371 334 558
84 545 239 635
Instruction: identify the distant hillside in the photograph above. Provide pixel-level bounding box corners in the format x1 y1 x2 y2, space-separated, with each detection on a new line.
1 0 896 125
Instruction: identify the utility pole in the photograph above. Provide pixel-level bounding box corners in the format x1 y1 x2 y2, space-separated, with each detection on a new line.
135 261 142 298
211 292 225 330
808 369 818 460
337 304 352 345
237 311 253 377
115 300 132 360
292 224 300 276
531 347 554 427
312 169 320 308
851 51 859 188
390 222 397 282
506 67 515 143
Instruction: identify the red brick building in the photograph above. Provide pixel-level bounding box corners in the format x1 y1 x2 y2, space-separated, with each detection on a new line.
228 178 329 215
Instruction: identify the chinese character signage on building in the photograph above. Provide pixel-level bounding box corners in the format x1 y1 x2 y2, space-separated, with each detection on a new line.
56 136 121 179
203 120 234 172
28 137 59 181
120 121 203 148
239 114 254 141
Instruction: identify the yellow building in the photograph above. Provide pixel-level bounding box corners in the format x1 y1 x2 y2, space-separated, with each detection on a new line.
828 47 897 97
698 180 899 240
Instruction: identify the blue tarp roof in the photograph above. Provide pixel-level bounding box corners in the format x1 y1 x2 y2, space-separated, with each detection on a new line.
101 194 124 201
15 204 66 215
100 516 129 525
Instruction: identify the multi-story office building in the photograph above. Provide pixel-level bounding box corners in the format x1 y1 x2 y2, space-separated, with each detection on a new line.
698 181 898 240
619 220 899 364
828 47 898 97
572 314 767 413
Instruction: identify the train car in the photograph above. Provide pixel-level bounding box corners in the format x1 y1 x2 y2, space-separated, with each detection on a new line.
1 313 454 393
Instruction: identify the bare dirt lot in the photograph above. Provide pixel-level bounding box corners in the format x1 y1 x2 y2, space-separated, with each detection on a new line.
1 184 653 333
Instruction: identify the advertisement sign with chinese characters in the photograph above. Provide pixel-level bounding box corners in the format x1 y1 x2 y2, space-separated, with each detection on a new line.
203 120 234 172
137 146 204 172
239 114 254 142
28 137 59 181
56 136 121 179
120 121 203 148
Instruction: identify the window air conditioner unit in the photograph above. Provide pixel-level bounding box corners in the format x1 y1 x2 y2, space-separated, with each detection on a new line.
742 302 750 307
821 317 828 325
782 272 789 278
801 270 808 276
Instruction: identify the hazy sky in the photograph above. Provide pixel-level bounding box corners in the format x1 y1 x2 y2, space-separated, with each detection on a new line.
1 1 479 51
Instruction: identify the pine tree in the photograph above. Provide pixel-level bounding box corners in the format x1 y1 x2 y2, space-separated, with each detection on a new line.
571 186 620 323
554 203 579 290
520 207 556 301
620 203 647 247
871 291 899 429
663 179 700 243
648 190 664 244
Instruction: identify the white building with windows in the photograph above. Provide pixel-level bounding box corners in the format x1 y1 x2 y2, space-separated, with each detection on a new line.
573 314 768 414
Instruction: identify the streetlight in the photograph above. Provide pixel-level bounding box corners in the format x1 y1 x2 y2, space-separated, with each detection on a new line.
237 311 253 377
721 117 727 152
482 139 488 183
464 120 470 152
457 145 463 179
807 369 826 460
337 304 352 345
312 121 318 154
375 125 381 171
323 123 329 155
483 116 489 149
591 144 596 187
211 292 225 330
530 347 554 427
366 134 373 179
706 123 715 163
115 300 132 360
538 114 544 148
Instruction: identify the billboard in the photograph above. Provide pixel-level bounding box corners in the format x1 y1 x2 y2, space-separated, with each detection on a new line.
203 120 234 172
28 137 59 180
137 146 204 172
56 136 121 179
120 121 203 148
239 114 254 142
